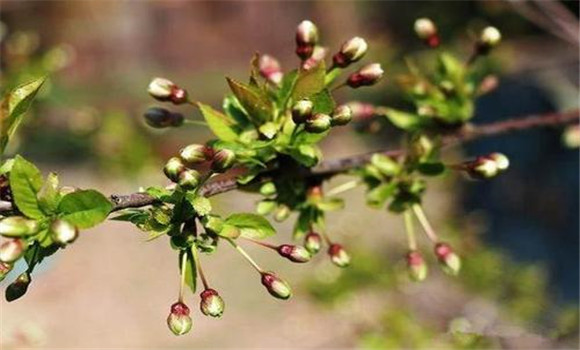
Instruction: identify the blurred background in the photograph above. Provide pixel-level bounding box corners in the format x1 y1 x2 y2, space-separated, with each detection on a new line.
0 1 578 348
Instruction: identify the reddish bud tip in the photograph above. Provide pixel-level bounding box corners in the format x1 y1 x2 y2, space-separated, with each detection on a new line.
347 63 384 88
167 302 192 336
200 289 225 318
277 244 311 263
434 242 461 276
328 243 351 268
406 250 428 282
148 77 188 105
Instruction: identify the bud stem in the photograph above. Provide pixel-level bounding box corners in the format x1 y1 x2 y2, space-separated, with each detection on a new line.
191 245 210 290
412 204 439 243
325 179 361 197
404 211 417 250
243 237 278 251
331 82 347 92
179 251 188 303
320 231 333 246
183 119 209 127
226 238 264 274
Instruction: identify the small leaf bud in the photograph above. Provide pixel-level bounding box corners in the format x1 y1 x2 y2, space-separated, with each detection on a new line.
5 272 31 302
0 238 26 263
328 243 351 268
346 63 384 88
259 54 283 85
143 107 184 128
331 105 353 126
179 144 209 164
167 302 193 336
0 261 12 282
304 232 322 255
261 272 292 300
177 169 201 190
211 149 236 173
148 77 189 105
0 216 39 237
406 250 428 282
200 289 225 318
277 244 311 263
291 99 314 124
332 37 368 68
50 219 79 246
434 242 461 276
163 157 186 183
305 113 332 133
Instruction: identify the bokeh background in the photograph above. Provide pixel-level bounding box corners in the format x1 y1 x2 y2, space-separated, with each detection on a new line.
0 1 578 348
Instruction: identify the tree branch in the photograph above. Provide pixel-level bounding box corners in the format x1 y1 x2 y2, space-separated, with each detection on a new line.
1 109 577 215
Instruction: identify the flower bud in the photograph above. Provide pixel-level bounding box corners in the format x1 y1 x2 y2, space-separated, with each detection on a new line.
348 101 376 121
200 288 225 318
305 113 332 133
331 105 353 126
466 156 498 180
277 244 311 263
328 243 351 268
178 169 201 190
562 125 580 148
477 26 501 54
304 232 322 255
50 219 78 246
0 238 26 263
434 242 461 276
167 302 193 336
259 54 283 86
346 63 384 88
295 20 319 60
332 37 368 68
291 99 313 124
414 18 439 47
488 152 509 172
302 46 328 70
143 107 184 128
406 250 428 282
0 216 39 237
273 205 291 222
261 272 292 300
0 261 12 282
211 149 236 173
180 144 209 164
259 182 277 197
148 77 188 105
163 157 186 183
5 272 31 302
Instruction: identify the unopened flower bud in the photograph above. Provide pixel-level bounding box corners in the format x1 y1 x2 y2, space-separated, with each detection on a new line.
304 232 322 254
164 157 186 183
292 99 313 124
562 125 580 148
466 156 498 180
476 75 499 96
167 302 193 336
180 144 209 164
259 55 283 85
348 101 376 121
346 63 384 88
406 250 428 282
295 20 319 60
148 77 189 105
333 37 368 68
0 216 39 237
488 152 509 172
277 244 311 263
328 243 351 268
331 105 353 126
302 46 328 70
273 205 291 222
261 272 292 300
0 261 12 282
178 169 201 190
434 242 461 276
143 107 184 128
50 219 78 246
414 18 439 47
259 182 277 196
0 238 26 263
211 149 236 173
477 26 501 54
6 272 31 302
200 289 225 318
305 113 331 133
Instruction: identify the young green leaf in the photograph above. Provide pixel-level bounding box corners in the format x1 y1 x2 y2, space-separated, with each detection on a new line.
316 197 345 212
370 154 401 177
9 155 45 219
226 77 272 124
292 62 326 100
311 89 335 114
224 213 275 239
186 194 212 217
37 172 60 214
379 108 426 131
366 182 397 209
197 103 240 142
58 190 113 229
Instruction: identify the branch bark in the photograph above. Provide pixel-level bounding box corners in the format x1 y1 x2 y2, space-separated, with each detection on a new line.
1 109 578 214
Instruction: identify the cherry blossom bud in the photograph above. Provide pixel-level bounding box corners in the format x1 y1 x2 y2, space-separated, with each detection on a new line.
466 156 498 180
167 302 193 336
346 63 384 88
562 125 580 148
295 20 319 60
302 46 327 70
305 113 331 133
488 152 509 172
406 250 428 282
178 169 201 190
200 289 225 318
0 261 12 282
0 238 26 263
331 105 353 126
0 216 39 237
261 272 292 300
277 244 311 263
259 55 283 85
332 37 368 68
348 102 376 121
273 205 291 222
259 182 277 196
148 77 188 105
328 243 351 268
292 99 313 124
5 272 31 302
211 149 236 173
477 26 501 54
143 107 184 128
50 219 78 246
434 242 461 276
304 232 322 255
164 157 186 183
414 18 439 48
180 144 209 164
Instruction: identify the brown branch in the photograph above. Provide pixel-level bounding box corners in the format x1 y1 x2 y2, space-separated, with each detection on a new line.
1 109 578 215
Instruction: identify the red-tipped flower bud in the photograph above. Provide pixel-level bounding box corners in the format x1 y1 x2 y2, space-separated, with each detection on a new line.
50 219 78 246
167 302 193 336
211 149 236 173
347 63 384 88
0 261 12 282
143 107 184 128
0 238 26 263
178 169 201 190
180 144 209 164
304 232 322 255
200 289 225 318
0 216 39 237
277 244 311 263
148 77 188 105
331 105 353 126
164 157 186 183
414 18 439 48
477 26 501 54
434 242 461 276
305 113 332 133
295 20 319 60
259 54 283 86
302 46 328 70
333 37 368 68
406 250 428 282
488 152 509 172
292 99 314 124
328 243 351 268
5 272 31 302
261 272 292 300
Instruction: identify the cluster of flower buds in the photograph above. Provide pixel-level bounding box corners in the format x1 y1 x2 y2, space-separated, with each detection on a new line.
167 302 193 336
346 63 384 88
143 107 184 128
414 18 439 48
261 271 292 299
258 55 283 86
148 77 189 105
463 152 509 180
332 37 368 68
475 26 501 55
295 20 319 60
199 288 225 318
292 99 353 133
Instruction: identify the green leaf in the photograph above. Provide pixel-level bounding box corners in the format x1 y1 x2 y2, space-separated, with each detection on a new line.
197 103 240 142
278 69 298 106
317 197 345 212
58 190 113 229
380 108 426 131
9 155 44 219
293 129 329 145
110 209 148 225
200 214 224 235
217 224 241 239
225 213 275 239
311 88 335 114
186 194 212 217
417 162 446 176
292 61 326 100
37 172 60 214
370 154 401 177
288 144 321 167
0 77 46 155
180 250 197 294
0 159 14 174
437 53 464 82
223 95 252 127
226 77 272 124
366 182 397 209
258 122 278 139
